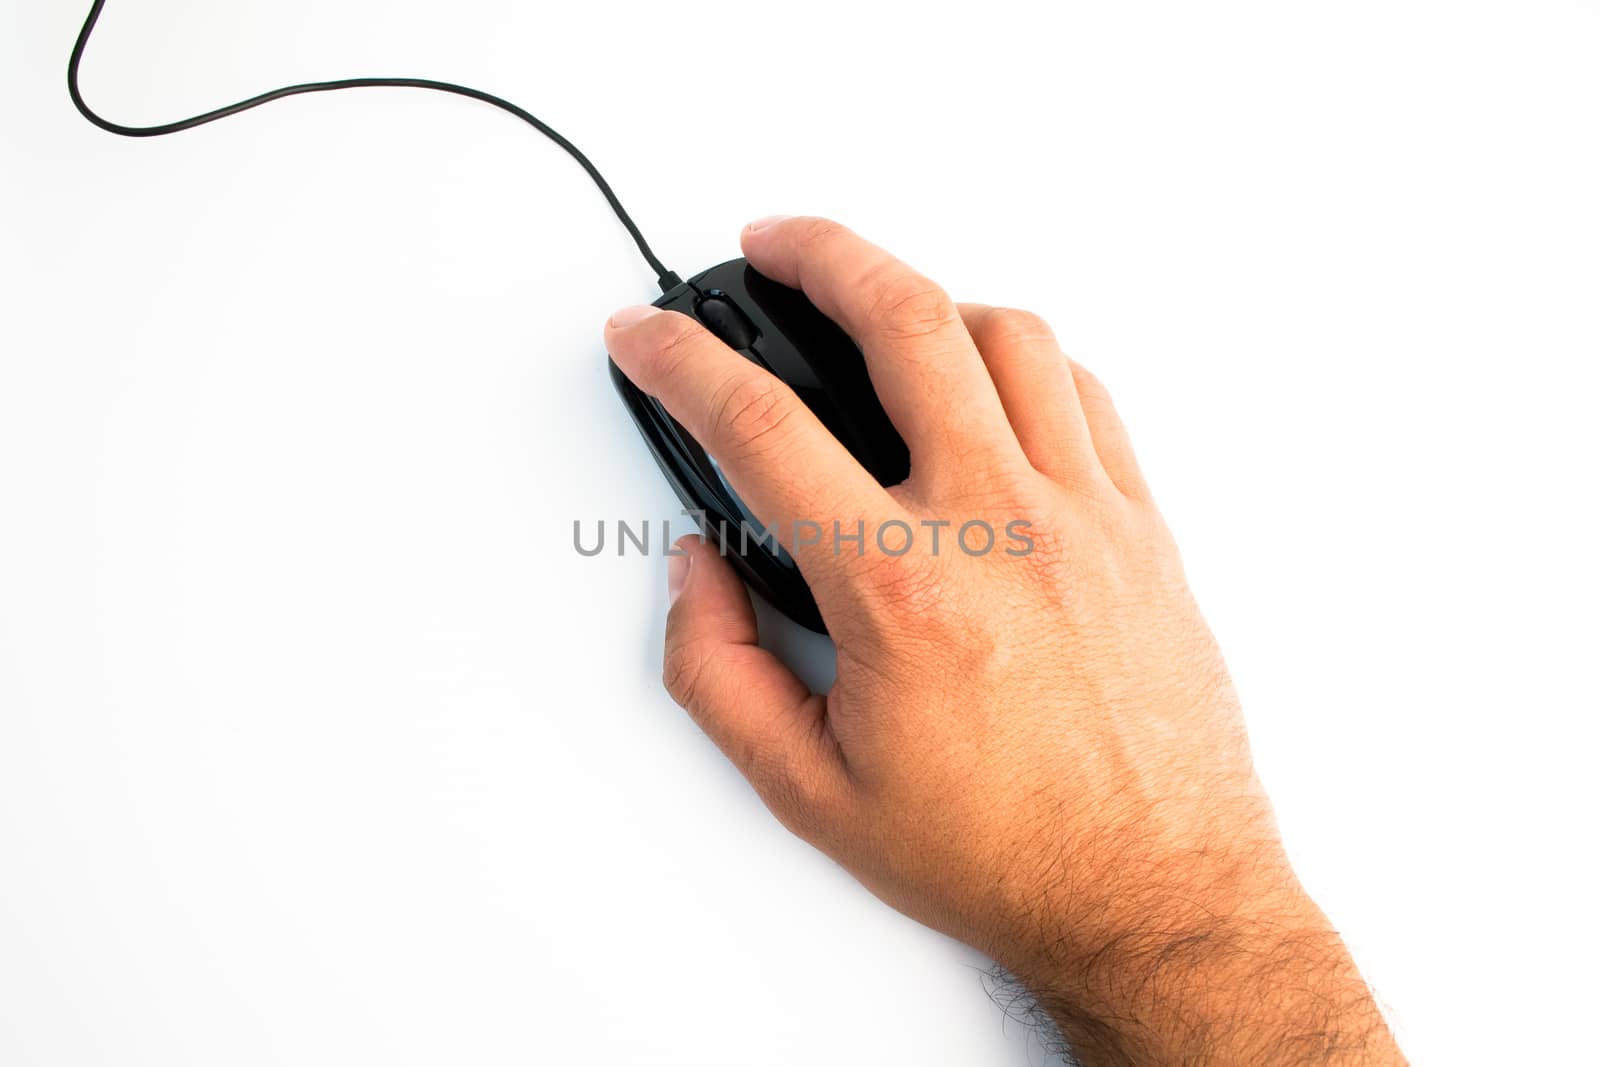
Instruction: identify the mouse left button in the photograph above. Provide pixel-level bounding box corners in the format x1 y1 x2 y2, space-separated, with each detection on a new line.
694 293 760 350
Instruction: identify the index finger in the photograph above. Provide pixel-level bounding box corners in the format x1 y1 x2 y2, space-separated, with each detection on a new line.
604 305 904 568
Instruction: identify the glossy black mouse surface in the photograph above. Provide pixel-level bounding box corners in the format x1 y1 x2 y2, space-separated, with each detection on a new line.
609 258 910 633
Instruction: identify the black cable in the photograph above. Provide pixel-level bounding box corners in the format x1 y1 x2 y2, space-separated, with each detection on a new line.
67 0 681 292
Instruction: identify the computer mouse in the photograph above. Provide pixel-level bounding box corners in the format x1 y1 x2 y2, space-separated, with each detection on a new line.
609 258 910 634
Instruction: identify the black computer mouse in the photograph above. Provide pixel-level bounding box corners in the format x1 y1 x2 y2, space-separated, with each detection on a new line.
609 258 910 633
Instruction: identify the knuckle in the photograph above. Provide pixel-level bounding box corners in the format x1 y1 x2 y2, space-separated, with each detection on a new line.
661 635 716 712
710 373 797 457
649 313 712 375
793 217 848 250
859 552 949 620
1071 361 1114 410
1010 519 1078 593
753 757 817 831
715 719 834 842
941 458 1051 515
977 307 1056 351
1018 500 1132 594
768 787 834 846
861 264 958 342
756 749 842 846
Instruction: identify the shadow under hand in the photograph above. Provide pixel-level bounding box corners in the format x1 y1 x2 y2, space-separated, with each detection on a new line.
751 594 837 694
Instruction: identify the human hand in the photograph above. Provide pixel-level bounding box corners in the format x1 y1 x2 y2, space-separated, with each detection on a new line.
604 217 1404 1066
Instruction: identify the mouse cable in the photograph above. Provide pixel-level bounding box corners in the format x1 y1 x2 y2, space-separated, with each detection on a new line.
67 0 682 292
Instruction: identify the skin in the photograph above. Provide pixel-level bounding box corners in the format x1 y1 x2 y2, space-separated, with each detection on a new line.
604 216 1406 1066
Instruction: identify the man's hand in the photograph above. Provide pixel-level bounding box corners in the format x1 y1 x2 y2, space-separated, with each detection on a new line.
604 216 1404 1066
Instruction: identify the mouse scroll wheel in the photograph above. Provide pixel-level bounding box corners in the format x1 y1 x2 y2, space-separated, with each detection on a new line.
695 295 761 350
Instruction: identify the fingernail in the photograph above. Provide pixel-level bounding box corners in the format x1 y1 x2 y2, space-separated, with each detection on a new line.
667 551 691 604
745 214 790 232
609 305 660 328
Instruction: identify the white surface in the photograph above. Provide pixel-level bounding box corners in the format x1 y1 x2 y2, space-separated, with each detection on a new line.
3 1 1598 1064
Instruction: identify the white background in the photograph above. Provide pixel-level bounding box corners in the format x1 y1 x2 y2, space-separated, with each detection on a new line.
3 1 1597 1064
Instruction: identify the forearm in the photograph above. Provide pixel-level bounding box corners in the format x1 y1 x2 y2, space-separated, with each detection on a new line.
1008 871 1404 1066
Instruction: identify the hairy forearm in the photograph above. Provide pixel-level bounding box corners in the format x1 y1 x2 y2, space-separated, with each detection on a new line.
1009 869 1404 1066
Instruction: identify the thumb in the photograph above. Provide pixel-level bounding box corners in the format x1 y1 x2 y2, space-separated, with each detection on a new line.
662 536 850 836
